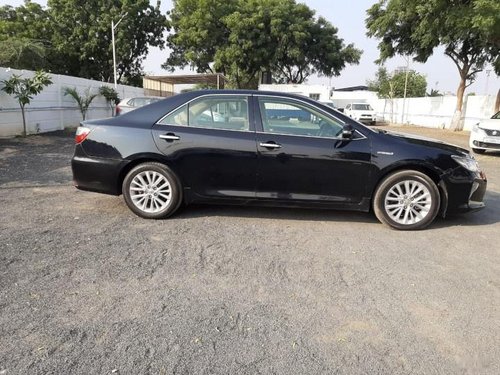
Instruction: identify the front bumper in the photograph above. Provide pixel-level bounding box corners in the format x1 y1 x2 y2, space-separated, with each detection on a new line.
443 170 487 215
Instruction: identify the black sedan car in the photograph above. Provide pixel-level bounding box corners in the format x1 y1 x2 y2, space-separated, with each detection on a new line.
71 90 486 230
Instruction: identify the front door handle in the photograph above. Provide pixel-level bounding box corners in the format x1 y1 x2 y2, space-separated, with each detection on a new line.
159 134 180 141
259 142 282 149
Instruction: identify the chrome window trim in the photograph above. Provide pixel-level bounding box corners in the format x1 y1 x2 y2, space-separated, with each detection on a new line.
155 123 256 134
255 130 367 141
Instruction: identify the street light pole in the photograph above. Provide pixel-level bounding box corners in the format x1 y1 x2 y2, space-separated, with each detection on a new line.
111 13 127 89
401 55 410 124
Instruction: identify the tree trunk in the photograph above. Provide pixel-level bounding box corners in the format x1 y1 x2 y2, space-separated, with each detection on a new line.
450 75 466 131
495 89 500 113
20 104 27 137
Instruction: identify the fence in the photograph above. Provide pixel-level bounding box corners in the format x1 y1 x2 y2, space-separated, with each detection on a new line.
0 67 144 137
372 95 497 131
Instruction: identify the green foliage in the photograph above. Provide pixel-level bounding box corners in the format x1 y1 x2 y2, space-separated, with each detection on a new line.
99 86 120 116
366 0 500 127
0 70 53 136
0 38 47 70
165 0 361 88
99 86 120 105
0 2 51 70
0 1 167 85
64 87 99 121
367 67 427 98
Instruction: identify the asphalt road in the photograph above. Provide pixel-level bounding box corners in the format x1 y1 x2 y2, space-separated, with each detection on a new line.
0 126 499 374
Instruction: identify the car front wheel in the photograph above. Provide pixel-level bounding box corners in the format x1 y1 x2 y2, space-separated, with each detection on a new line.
122 162 182 219
373 170 440 230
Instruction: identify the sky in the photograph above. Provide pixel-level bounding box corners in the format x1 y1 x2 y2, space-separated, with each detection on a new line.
5 0 500 95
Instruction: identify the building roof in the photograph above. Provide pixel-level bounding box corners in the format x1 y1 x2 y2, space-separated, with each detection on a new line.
144 73 226 87
334 85 370 92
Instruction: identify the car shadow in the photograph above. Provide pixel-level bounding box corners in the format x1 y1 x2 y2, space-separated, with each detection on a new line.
176 204 379 224
175 189 500 228
431 190 500 228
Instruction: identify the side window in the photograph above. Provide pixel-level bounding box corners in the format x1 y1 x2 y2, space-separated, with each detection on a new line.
188 96 249 131
345 104 351 110
160 104 188 126
258 98 344 138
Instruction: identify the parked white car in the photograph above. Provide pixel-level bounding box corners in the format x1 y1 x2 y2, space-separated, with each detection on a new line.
469 111 500 154
344 103 376 125
116 96 163 116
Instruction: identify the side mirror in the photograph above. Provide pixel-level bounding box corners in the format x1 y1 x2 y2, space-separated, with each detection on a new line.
342 124 354 139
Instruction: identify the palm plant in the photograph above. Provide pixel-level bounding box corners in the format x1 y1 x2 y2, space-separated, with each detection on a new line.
64 87 99 120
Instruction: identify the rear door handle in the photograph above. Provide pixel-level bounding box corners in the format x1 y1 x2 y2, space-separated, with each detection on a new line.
159 134 180 141
259 142 282 149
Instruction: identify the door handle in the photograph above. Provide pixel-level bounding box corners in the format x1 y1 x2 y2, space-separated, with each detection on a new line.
159 134 180 141
259 142 282 149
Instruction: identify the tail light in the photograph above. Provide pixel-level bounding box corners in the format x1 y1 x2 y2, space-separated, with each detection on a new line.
75 126 91 144
115 106 121 116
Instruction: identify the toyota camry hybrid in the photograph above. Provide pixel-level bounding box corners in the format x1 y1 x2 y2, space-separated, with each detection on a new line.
71 90 487 230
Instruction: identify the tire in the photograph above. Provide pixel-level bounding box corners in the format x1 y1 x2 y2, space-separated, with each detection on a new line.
122 162 182 219
373 170 440 230
472 148 486 154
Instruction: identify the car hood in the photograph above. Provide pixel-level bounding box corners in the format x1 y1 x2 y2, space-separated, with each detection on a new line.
478 119 500 130
378 129 469 155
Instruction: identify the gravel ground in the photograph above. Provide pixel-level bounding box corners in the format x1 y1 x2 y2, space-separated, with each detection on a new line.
0 126 499 374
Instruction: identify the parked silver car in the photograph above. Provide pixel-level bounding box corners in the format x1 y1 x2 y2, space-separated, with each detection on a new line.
115 96 163 116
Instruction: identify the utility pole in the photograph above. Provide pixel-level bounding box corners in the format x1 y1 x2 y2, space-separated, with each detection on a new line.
401 55 410 124
112 12 127 89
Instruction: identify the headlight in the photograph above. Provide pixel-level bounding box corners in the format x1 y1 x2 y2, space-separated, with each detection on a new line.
451 154 480 173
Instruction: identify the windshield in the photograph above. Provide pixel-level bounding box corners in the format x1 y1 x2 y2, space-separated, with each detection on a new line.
353 104 373 111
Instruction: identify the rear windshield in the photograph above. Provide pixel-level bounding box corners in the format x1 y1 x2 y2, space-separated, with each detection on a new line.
491 111 500 119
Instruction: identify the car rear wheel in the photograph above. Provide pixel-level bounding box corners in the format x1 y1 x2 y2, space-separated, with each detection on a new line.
472 148 486 154
373 170 440 230
122 162 182 219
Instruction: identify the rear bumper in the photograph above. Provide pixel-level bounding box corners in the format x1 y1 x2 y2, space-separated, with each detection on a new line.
71 145 124 195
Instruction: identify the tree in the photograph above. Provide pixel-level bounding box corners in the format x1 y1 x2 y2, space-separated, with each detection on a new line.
47 0 167 85
64 87 99 121
164 0 361 88
366 0 500 130
0 1 167 85
367 66 427 98
0 38 47 70
1 70 52 137
0 2 51 70
99 86 120 116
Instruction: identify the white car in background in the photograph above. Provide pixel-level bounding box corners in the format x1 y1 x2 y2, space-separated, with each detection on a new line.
115 96 163 116
469 111 500 154
344 103 377 125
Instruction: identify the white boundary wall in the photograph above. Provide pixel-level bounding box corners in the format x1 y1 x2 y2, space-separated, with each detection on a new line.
258 83 497 131
372 95 497 131
0 67 144 137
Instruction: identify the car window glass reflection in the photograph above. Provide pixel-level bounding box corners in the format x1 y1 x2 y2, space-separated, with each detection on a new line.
160 104 188 126
188 96 249 131
259 98 344 138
